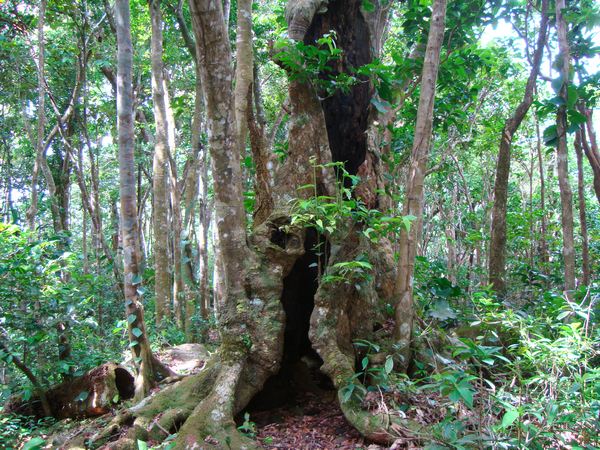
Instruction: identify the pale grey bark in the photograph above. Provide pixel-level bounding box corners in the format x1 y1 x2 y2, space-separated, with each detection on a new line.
234 0 253 159
393 0 447 366
189 0 248 322
27 0 46 231
150 0 172 325
116 0 156 400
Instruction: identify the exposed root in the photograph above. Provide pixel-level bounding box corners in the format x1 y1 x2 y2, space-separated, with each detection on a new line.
88 358 221 449
308 228 423 445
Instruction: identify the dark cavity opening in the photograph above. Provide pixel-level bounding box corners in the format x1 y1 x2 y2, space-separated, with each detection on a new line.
115 367 135 400
245 229 333 412
305 0 372 177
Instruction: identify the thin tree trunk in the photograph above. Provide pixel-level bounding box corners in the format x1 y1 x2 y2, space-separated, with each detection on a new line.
199 160 212 321
555 0 576 295
579 107 600 204
393 0 446 368
234 0 253 158
575 130 590 285
0 333 52 417
184 65 204 338
488 0 548 292
536 117 549 264
116 0 156 401
82 191 89 274
444 186 458 284
150 0 172 325
168 153 184 327
27 0 46 231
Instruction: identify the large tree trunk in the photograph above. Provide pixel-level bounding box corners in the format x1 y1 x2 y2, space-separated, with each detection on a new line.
93 1 425 448
555 0 576 295
234 0 253 159
393 0 446 367
488 0 548 293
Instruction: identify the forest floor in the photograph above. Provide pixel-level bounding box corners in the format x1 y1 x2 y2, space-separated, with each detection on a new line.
254 391 381 450
34 345 428 449
158 345 381 449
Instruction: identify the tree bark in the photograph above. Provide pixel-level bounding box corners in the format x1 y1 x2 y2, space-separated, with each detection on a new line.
555 0 576 295
488 0 548 292
234 0 253 159
578 106 600 204
574 130 590 286
393 0 447 367
150 0 172 325
27 0 46 231
535 116 549 264
94 1 420 447
116 0 158 401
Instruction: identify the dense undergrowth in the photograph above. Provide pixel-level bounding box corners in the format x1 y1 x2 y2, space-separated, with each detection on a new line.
1 223 597 449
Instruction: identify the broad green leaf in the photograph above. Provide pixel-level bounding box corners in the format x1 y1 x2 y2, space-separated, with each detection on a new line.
361 356 369 370
132 327 143 338
384 356 394 374
23 438 46 450
501 408 519 428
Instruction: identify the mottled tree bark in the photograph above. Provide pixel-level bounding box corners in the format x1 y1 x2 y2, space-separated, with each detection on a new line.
150 0 172 325
488 0 548 293
234 0 253 158
535 117 549 264
393 0 446 367
555 0 576 295
116 0 157 401
94 1 419 447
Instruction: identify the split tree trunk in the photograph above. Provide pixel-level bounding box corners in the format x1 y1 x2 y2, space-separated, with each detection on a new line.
574 131 590 286
578 106 600 204
94 1 423 447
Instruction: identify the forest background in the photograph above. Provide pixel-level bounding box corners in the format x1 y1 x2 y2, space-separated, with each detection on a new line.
0 0 598 448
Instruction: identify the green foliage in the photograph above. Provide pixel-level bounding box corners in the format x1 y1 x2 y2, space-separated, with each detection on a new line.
274 32 358 96
341 339 396 403
0 415 53 449
237 412 257 438
415 287 599 448
0 223 124 404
